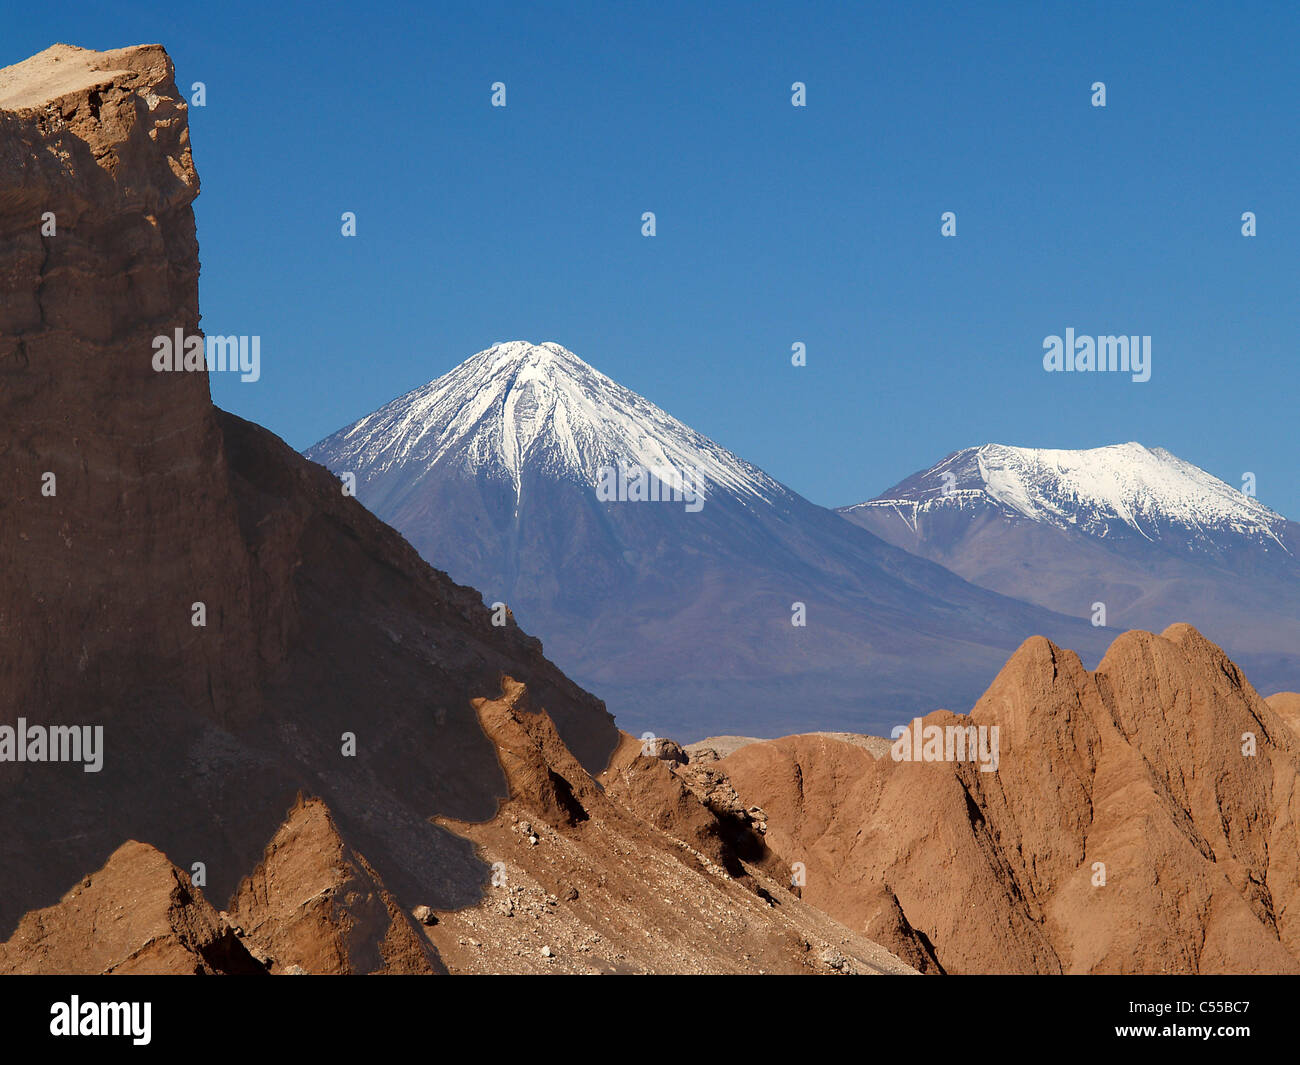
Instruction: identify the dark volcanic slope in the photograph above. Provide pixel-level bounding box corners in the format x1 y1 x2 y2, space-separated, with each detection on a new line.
0 44 616 936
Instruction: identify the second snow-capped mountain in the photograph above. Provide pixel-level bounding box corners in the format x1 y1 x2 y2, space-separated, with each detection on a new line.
842 442 1291 553
839 443 1300 695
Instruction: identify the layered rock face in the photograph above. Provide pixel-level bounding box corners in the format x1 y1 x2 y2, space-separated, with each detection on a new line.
0 46 239 728
722 625 1300 974
0 43 619 939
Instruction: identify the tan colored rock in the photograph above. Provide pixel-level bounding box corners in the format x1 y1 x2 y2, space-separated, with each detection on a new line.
1267 692 1300 738
688 732 890 761
724 625 1300 974
0 841 264 974
230 796 442 974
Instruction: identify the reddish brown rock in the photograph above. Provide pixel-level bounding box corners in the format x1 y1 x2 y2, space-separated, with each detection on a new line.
0 841 264 974
601 728 781 888
230 796 442 974
0 44 618 939
723 625 1300 974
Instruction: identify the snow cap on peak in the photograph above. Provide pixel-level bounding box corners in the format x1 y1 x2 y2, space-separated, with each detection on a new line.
306 340 782 509
482 340 580 361
860 441 1287 548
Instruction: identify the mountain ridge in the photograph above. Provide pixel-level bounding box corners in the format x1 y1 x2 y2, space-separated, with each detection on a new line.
720 622 1300 974
843 441 1291 553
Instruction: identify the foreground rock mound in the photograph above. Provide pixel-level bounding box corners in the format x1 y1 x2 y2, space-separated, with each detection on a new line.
723 625 1300 974
420 680 914 974
4 683 916 975
0 842 264 975
230 796 442 974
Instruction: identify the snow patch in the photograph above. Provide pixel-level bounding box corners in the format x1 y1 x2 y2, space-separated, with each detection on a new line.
863 442 1289 552
306 341 781 507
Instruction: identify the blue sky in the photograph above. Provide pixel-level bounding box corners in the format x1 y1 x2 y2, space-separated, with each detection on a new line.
10 2 1299 513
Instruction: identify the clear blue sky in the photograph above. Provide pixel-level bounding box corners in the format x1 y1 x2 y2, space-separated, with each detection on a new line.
11 2 1299 514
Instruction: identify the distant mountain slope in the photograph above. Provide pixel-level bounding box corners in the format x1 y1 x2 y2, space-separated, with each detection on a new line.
839 443 1300 694
306 343 1110 739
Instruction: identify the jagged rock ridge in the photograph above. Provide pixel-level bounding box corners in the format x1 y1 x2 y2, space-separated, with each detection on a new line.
721 625 1300 974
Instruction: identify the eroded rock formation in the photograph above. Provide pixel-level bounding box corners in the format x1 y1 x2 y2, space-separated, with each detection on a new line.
0 841 265 975
723 625 1300 974
229 796 443 975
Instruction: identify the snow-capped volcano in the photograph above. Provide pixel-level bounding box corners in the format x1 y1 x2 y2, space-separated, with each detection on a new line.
308 341 780 511
305 343 1113 739
844 442 1289 552
839 443 1300 696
